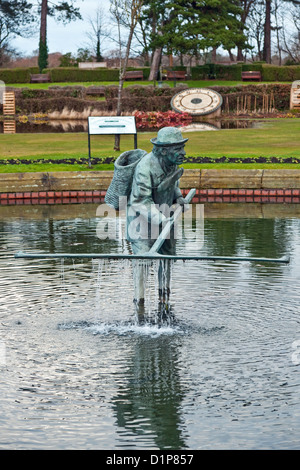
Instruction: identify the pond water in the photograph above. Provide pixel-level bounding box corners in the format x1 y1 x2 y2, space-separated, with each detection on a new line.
0 202 299 450
0 119 263 134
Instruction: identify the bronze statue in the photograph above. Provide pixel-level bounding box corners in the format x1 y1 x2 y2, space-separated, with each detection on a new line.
105 126 189 318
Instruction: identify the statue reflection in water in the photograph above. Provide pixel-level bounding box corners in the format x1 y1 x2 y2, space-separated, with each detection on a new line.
112 335 188 449
105 127 190 322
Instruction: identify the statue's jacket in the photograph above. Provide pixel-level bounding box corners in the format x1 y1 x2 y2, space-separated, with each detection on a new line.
126 152 183 254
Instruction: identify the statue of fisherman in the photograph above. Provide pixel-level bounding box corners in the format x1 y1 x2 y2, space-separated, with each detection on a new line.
105 126 189 316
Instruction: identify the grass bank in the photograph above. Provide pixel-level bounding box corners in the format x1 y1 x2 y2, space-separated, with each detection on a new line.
8 79 290 90
0 119 299 173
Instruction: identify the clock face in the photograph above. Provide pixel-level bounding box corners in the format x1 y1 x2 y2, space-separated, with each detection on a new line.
171 88 223 116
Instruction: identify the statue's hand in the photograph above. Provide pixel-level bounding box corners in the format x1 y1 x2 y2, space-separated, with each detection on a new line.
157 168 184 192
176 197 190 212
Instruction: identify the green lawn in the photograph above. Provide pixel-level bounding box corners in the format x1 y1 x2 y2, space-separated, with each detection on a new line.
8 79 291 89
0 118 300 172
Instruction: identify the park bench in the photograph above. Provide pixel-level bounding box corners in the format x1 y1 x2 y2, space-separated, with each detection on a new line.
166 70 187 80
30 74 51 83
86 86 106 96
166 70 187 81
124 70 144 80
241 71 262 81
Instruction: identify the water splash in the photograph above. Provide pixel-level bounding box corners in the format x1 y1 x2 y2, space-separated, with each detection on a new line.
57 318 185 338
57 256 178 334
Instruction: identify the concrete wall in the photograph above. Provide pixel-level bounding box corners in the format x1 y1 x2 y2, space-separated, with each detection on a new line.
1 169 300 193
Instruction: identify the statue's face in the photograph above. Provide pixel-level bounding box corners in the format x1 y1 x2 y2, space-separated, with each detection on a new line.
166 144 186 165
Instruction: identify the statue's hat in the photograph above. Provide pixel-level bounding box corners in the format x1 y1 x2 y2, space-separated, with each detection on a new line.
150 126 188 147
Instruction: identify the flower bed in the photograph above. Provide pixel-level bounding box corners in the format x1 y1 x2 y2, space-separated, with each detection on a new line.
1 155 300 167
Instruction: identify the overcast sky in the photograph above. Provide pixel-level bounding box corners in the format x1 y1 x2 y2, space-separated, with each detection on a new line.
12 0 114 56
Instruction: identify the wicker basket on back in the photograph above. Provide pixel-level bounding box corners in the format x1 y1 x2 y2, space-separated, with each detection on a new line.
105 149 147 210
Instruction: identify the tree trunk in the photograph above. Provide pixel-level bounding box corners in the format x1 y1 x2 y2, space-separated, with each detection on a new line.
148 47 162 81
227 49 235 62
237 48 244 62
263 0 271 63
96 36 102 62
38 0 48 71
40 0 47 43
211 47 217 64
114 27 135 151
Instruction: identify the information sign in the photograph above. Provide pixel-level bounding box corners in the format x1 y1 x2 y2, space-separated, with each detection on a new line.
290 81 300 110
88 116 137 166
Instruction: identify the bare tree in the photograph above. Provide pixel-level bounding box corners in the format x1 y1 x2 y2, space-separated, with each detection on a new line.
273 0 283 64
86 6 109 61
246 1 265 60
110 0 144 151
262 0 300 64
280 1 300 63
237 0 257 61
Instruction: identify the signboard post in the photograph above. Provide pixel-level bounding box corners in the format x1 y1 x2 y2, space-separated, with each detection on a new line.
88 116 137 167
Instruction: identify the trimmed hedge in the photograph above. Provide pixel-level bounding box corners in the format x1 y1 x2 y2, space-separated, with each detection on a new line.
0 67 39 84
44 64 300 82
17 87 86 99
44 67 150 82
44 67 119 82
2 64 300 84
190 64 255 80
262 65 300 82
190 63 300 81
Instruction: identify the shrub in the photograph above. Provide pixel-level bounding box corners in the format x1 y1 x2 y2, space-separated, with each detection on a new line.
45 67 120 82
44 67 152 82
0 67 39 84
18 87 86 99
106 96 173 112
190 63 300 82
38 39 48 72
190 64 243 80
262 65 300 81
211 83 291 111
11 83 292 114
242 63 264 73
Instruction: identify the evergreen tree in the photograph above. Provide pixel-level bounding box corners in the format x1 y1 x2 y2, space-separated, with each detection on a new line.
38 0 83 72
38 0 48 71
0 0 34 65
145 0 250 79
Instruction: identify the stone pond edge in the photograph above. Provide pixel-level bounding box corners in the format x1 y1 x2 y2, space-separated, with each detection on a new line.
1 169 300 204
